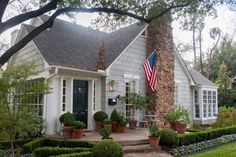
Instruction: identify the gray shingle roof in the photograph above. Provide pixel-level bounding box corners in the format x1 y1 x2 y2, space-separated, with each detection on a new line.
23 15 146 70
189 68 217 87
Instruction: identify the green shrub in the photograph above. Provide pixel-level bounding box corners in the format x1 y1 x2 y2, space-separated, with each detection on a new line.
149 124 161 137
103 118 112 125
0 139 32 149
164 105 191 124
93 140 122 157
160 129 179 146
49 152 93 157
34 147 91 157
59 112 75 124
213 107 236 128
93 111 108 122
177 125 236 146
110 109 120 121
22 138 94 154
100 128 111 139
73 121 86 129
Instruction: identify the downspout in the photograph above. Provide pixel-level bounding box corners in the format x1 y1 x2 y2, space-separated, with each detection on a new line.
43 67 58 134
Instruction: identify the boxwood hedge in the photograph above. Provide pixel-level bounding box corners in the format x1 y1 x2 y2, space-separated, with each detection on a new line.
49 152 93 157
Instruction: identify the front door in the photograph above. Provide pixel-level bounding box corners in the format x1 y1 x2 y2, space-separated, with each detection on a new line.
73 80 88 128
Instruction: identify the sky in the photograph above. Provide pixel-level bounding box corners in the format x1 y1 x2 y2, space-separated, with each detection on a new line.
0 5 236 62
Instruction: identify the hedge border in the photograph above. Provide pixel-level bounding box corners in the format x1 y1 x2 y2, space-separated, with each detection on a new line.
49 151 93 157
0 139 32 149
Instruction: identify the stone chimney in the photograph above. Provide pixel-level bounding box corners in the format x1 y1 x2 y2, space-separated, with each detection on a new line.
11 29 19 46
96 42 106 70
146 21 175 126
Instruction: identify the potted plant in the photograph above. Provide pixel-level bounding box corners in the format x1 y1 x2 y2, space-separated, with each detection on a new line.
103 118 112 129
117 114 128 133
100 128 112 140
148 124 161 148
59 112 75 138
110 109 120 132
119 92 148 129
93 111 108 131
72 120 86 139
164 105 191 134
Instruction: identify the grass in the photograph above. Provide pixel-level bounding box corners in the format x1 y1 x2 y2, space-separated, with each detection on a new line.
190 142 236 157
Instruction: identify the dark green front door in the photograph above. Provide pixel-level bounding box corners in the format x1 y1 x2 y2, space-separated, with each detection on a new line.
73 80 88 128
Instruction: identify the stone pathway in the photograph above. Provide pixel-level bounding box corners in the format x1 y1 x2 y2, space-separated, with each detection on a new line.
124 151 173 157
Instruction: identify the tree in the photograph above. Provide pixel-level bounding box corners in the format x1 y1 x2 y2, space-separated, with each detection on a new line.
0 0 236 66
0 62 49 157
215 63 231 89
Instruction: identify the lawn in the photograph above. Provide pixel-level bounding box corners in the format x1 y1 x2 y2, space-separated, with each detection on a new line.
190 142 236 157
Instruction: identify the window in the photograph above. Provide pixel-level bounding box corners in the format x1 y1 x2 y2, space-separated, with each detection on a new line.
202 90 217 118
125 81 136 120
62 80 66 111
174 84 179 104
18 79 44 117
194 90 200 118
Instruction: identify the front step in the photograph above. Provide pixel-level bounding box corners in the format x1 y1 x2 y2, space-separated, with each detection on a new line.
123 144 161 154
118 139 149 146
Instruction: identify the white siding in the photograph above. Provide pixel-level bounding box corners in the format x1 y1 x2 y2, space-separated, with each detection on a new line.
104 36 147 120
174 56 193 117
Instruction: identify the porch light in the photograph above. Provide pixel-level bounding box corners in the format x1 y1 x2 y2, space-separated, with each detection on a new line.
108 80 117 92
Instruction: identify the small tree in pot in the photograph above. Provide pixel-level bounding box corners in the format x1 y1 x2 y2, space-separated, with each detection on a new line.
94 111 108 131
72 120 86 139
100 128 112 139
59 112 75 138
117 114 128 133
103 118 112 130
110 109 120 132
149 124 161 148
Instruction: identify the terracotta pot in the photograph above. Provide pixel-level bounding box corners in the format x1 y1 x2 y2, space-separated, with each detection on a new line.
149 136 160 148
117 124 126 133
104 125 112 130
63 126 73 138
95 121 103 131
112 121 118 132
73 128 84 139
170 122 176 131
129 119 137 129
175 123 187 134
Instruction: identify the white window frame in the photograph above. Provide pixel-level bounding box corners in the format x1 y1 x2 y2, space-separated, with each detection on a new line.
193 89 200 119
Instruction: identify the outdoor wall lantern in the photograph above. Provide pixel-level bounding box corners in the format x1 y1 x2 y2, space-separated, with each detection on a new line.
108 80 118 92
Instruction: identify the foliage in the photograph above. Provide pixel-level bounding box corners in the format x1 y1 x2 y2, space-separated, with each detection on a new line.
49 152 93 157
0 62 49 156
63 116 75 126
93 111 108 122
103 118 111 125
0 139 32 150
99 128 111 139
149 124 161 137
177 126 236 146
117 112 128 126
73 121 86 129
215 63 231 89
92 140 123 157
170 134 236 157
119 92 147 110
164 105 191 124
218 88 236 108
213 107 236 128
33 147 91 157
22 138 94 154
59 112 75 124
160 129 179 146
110 109 120 121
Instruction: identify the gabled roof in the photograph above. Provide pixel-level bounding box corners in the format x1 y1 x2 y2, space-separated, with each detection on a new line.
189 68 217 87
23 15 147 70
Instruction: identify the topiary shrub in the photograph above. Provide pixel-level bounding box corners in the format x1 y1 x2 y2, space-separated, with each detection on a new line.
100 128 112 139
49 152 93 157
93 111 108 122
160 129 179 147
59 112 75 125
93 140 122 157
110 109 119 121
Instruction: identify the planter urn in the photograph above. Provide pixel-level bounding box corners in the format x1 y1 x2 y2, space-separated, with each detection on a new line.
73 128 84 139
117 124 126 133
175 123 187 134
112 121 118 132
149 136 160 148
129 119 137 129
95 121 103 131
63 126 73 138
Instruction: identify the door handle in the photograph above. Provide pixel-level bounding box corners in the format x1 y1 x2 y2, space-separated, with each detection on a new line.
85 109 88 112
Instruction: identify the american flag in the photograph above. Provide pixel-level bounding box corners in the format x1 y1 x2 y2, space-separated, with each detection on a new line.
142 51 157 92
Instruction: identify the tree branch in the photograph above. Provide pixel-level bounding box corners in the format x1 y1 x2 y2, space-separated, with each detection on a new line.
0 0 60 34
0 0 10 22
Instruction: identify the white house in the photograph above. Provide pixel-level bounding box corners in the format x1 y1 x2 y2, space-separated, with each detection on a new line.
8 15 218 135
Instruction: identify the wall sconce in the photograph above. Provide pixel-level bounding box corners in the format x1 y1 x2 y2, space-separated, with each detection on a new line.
108 80 118 92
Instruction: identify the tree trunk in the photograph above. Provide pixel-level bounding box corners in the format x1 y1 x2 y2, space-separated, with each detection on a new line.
10 133 15 157
199 26 204 74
